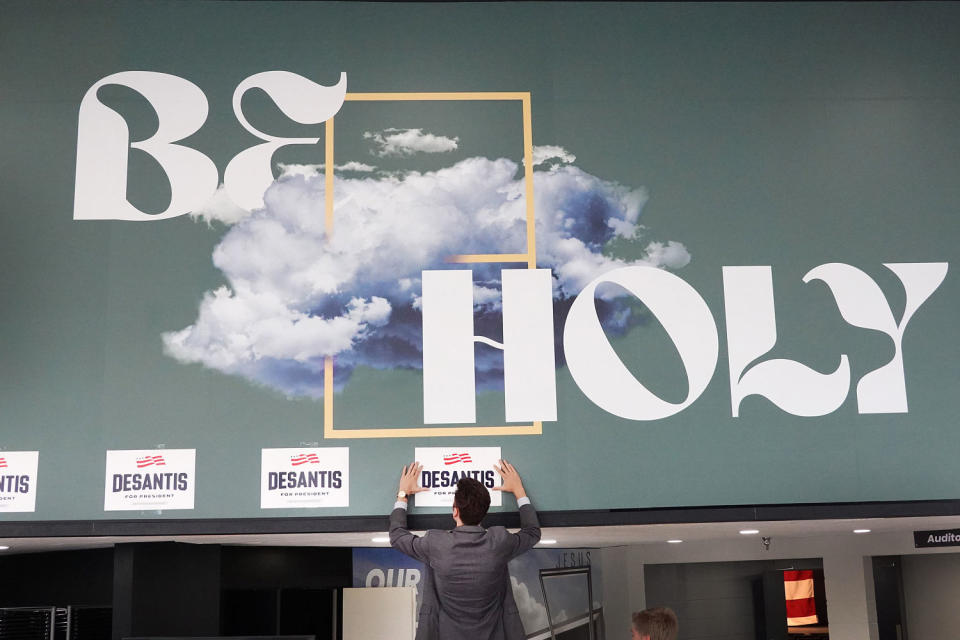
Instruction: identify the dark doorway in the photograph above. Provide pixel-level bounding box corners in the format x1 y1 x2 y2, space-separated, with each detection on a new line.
873 556 907 640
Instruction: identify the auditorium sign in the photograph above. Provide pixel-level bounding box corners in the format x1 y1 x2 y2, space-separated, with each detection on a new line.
914 529 960 548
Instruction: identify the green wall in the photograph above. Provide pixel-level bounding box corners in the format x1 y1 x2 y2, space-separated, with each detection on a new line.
1 2 959 522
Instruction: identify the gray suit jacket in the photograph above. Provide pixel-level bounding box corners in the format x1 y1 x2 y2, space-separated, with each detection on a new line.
389 502 540 640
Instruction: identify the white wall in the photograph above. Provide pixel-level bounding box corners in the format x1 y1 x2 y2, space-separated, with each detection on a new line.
600 546 642 639
643 560 780 640
900 552 960 640
342 586 416 640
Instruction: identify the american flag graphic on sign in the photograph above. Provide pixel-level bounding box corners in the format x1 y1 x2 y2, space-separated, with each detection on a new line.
784 569 818 626
0 458 7 468
291 453 321 466
443 453 473 465
136 455 166 468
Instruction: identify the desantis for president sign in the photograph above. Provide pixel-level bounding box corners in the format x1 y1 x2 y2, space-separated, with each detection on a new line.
104 449 196 512
0 452 39 513
260 448 349 509
413 447 502 508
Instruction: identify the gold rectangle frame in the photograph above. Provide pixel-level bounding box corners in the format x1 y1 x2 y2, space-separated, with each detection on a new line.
323 92 541 438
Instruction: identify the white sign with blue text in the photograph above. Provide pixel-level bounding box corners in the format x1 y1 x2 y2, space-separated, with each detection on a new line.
260 447 349 508
0 451 39 513
413 447 502 508
104 449 195 511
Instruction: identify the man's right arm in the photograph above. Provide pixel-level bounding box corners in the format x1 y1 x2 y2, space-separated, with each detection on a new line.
389 462 431 562
389 500 431 562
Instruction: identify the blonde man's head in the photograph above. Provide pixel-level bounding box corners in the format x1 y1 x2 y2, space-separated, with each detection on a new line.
631 607 678 640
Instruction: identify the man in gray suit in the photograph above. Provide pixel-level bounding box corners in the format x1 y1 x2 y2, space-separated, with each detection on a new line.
390 459 540 640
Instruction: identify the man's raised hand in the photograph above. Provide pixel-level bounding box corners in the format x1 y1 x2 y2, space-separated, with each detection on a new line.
492 459 527 499
398 462 429 496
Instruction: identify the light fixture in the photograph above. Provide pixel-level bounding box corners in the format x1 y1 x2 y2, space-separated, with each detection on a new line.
538 539 557 545
667 539 683 544
853 529 871 534
371 536 390 543
739 529 760 535
0 545 9 551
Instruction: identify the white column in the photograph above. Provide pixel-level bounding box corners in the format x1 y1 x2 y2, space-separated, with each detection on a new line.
599 547 631 635
627 546 647 614
822 552 877 640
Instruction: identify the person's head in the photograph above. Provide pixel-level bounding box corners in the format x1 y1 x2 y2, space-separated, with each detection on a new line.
631 607 678 640
452 477 490 526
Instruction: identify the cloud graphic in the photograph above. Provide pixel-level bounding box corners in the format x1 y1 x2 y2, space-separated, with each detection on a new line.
337 161 378 173
192 185 250 225
364 128 459 156
511 575 551 631
164 153 690 398
192 163 377 226
532 145 576 167
508 550 599 633
277 162 377 177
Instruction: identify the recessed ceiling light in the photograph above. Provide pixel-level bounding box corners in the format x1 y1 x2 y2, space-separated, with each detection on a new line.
538 539 557 545
853 529 871 534
371 536 390 543
739 529 760 535
667 539 683 544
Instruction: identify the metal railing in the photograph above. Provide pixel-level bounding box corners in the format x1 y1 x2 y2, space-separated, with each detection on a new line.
0 607 110 640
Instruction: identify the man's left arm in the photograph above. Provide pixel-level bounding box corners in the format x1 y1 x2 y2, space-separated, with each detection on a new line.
510 497 541 558
494 460 541 557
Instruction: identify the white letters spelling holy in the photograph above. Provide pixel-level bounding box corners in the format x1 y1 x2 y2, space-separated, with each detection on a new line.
422 264 947 422
74 71 346 220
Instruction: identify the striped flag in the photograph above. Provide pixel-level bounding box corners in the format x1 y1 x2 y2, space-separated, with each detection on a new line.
291 453 321 466
784 569 818 625
0 457 6 468
136 455 166 468
443 453 473 465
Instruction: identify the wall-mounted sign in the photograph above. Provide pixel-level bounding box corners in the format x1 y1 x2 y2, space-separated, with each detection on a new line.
0 451 39 513
104 449 195 511
353 547 424 591
260 447 349 508
2 3 960 524
413 447 502 508
914 529 960 548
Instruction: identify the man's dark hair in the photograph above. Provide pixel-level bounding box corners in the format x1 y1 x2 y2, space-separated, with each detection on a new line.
632 607 678 640
453 477 491 525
